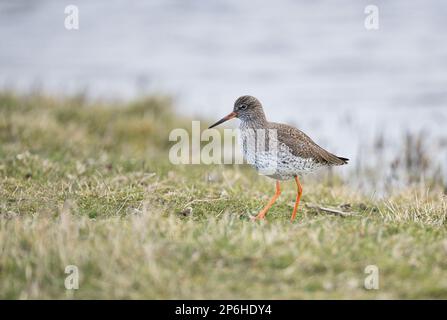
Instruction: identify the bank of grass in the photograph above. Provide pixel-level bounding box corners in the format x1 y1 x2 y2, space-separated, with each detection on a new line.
0 91 446 299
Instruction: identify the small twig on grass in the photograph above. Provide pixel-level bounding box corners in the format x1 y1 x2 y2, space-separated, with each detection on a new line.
305 203 354 217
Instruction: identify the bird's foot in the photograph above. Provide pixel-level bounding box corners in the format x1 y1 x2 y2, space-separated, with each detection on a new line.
250 212 267 221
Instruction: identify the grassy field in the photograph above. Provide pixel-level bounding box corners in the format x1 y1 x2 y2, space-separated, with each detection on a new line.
0 92 446 299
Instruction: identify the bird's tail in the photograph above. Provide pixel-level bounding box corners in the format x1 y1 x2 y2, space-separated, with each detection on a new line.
337 156 349 165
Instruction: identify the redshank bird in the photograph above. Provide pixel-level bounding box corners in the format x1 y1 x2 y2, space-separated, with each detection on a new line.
209 95 348 222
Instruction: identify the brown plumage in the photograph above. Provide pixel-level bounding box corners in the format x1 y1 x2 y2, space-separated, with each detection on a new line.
271 122 349 166
209 95 348 222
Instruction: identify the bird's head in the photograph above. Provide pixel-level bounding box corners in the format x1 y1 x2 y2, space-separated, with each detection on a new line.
209 95 265 128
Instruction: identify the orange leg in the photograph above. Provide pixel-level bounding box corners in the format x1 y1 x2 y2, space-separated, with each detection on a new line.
254 181 281 220
290 176 303 222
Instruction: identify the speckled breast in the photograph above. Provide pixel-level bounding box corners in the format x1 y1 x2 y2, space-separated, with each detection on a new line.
238 126 321 180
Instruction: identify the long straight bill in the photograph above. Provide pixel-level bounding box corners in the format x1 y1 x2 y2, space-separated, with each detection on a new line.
208 112 237 129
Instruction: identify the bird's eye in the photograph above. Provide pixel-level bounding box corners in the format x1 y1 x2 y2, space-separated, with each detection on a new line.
239 104 247 110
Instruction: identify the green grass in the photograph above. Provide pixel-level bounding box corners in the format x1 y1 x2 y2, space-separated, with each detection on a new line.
0 91 446 299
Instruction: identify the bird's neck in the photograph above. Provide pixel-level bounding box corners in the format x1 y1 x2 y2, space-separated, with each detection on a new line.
240 115 268 130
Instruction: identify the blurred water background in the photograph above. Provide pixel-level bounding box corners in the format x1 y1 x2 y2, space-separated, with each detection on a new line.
1 0 446 191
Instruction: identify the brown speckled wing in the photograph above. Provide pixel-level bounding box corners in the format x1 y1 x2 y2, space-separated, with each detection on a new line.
270 122 348 166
